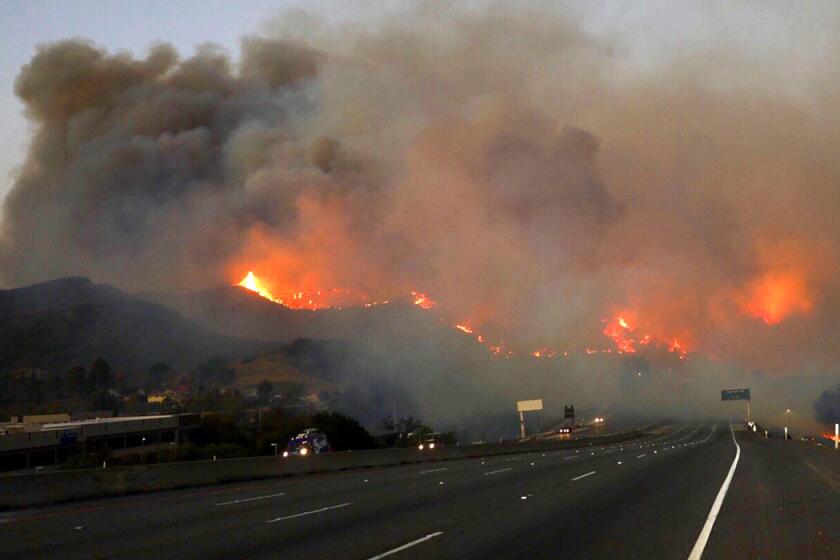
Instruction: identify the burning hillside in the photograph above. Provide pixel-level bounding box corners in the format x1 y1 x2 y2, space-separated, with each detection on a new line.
2 4 840 376
236 270 686 360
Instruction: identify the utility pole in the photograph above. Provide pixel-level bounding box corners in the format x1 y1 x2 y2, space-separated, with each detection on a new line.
393 399 398 448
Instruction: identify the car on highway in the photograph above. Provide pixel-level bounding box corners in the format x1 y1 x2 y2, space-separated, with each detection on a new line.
418 432 442 450
282 429 331 457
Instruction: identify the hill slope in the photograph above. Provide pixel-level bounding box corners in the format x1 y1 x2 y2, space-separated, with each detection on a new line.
0 277 272 375
143 286 449 343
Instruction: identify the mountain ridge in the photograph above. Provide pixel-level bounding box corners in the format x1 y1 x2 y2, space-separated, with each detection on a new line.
0 277 273 375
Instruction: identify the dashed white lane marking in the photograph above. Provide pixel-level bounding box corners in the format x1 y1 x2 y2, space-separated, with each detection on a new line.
636 454 647 458
564 456 578 460
687 423 741 560
484 468 512 476
571 470 597 481
419 468 448 474
216 492 285 506
265 502 352 523
365 532 444 560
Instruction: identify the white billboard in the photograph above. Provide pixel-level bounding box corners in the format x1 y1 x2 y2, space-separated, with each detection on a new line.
517 399 543 412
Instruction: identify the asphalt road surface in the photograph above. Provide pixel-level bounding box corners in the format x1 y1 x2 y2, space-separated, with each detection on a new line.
1 423 838 559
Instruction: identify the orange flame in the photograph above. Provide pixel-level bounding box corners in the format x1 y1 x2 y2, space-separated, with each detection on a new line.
237 271 358 309
238 271 282 304
602 315 637 353
237 270 691 360
669 338 687 360
531 348 557 358
739 270 813 325
412 291 436 309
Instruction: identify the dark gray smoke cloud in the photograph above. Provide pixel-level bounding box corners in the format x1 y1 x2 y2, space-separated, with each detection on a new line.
3 3 840 387
1 36 323 289
815 384 840 425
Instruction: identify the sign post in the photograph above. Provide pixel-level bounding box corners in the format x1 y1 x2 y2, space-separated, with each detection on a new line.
721 388 751 422
516 399 543 439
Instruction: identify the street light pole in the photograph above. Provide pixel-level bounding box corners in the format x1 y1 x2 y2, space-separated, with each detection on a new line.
785 409 791 440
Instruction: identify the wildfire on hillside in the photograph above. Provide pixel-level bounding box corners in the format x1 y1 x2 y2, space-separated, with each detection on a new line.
236 271 694 360
237 271 359 310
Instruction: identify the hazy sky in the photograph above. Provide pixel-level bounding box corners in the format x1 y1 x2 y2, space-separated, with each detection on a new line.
0 0 836 215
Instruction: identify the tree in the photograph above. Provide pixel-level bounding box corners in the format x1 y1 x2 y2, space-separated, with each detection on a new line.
64 366 87 397
311 412 376 451
146 362 170 390
191 356 235 390
379 415 396 432
815 384 840 424
88 389 120 413
87 358 112 391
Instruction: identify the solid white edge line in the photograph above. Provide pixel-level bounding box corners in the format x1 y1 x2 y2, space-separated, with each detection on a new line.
571 470 596 481
366 532 444 560
265 502 352 523
687 423 740 560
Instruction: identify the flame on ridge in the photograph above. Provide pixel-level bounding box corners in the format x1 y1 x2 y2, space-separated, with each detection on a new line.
412 291 436 309
238 271 282 304
236 272 690 359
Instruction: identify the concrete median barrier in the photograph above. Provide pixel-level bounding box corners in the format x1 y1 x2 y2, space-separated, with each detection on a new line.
0 430 643 510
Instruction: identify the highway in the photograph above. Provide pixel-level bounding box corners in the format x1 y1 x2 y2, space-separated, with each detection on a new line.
1 423 838 559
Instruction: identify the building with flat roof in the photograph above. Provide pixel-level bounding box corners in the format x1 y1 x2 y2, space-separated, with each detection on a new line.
0 413 200 471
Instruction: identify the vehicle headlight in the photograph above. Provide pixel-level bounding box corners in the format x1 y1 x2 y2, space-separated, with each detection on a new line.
300 447 308 456
282 451 289 458
419 444 424 450
429 443 435 449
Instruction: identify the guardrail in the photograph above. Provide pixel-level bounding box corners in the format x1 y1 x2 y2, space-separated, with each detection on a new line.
0 430 643 510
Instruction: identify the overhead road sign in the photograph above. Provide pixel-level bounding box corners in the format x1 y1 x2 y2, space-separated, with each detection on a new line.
721 389 750 401
516 399 543 440
517 399 543 412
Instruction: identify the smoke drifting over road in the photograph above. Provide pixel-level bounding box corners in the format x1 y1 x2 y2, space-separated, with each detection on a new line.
3 3 840 379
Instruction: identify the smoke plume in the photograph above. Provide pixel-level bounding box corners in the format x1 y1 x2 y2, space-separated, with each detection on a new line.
3 3 840 380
